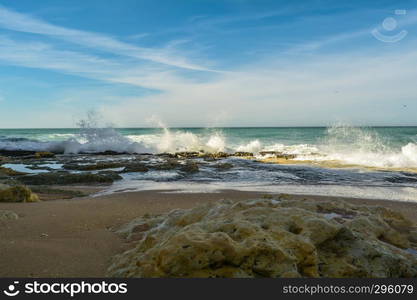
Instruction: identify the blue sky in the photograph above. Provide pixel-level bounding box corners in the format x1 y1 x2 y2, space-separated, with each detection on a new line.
0 0 416 128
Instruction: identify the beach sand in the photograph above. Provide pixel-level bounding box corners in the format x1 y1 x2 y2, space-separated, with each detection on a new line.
1 189 416 278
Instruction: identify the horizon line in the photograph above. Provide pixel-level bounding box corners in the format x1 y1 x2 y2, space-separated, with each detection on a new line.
1 125 417 130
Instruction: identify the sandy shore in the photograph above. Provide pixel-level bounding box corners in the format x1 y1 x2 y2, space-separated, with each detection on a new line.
1 189 416 278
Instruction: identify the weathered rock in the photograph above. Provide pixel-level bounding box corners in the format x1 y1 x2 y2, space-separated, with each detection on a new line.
0 185 39 202
34 152 55 159
108 198 417 278
180 161 199 173
0 210 19 220
17 171 122 185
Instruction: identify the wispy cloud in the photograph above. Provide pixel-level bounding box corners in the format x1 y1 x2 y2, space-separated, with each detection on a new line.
0 5 214 71
0 34 201 91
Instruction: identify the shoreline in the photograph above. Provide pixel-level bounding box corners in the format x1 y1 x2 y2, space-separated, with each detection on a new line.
1 189 416 277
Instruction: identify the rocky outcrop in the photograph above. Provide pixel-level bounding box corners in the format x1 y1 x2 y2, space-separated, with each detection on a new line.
108 197 417 278
0 185 39 203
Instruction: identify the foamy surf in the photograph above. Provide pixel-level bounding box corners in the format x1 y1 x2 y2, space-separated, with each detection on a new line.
1 125 417 169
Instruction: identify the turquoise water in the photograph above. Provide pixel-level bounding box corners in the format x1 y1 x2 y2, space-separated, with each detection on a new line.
1 126 416 146
1 126 417 168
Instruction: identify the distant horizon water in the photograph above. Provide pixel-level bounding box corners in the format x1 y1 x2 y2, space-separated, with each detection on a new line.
2 125 417 130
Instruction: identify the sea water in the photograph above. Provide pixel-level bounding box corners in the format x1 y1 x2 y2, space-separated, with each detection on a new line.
1 126 416 168
1 125 417 201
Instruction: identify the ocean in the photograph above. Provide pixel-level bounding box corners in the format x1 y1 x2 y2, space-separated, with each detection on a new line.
1 125 417 201
1 126 417 167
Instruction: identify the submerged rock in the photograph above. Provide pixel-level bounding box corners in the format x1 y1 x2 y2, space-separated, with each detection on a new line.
0 210 19 221
0 185 39 203
18 171 122 185
108 198 417 278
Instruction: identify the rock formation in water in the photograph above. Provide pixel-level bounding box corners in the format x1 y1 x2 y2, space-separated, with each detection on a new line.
108 197 417 278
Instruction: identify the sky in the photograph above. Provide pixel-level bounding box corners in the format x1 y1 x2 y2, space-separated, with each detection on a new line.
0 0 416 128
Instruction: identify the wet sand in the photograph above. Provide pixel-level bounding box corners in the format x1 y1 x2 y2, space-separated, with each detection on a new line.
0 189 416 277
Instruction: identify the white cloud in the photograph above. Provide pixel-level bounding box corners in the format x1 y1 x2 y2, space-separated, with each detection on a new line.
0 35 203 92
98 46 417 127
0 5 214 71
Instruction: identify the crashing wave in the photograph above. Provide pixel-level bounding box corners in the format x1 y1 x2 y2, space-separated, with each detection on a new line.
1 123 417 169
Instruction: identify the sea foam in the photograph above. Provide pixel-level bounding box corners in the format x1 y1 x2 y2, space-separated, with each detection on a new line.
1 124 417 169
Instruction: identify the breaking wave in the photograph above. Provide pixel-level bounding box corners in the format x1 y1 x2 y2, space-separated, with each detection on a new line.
1 122 416 169
312 125 417 168
0 129 150 154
